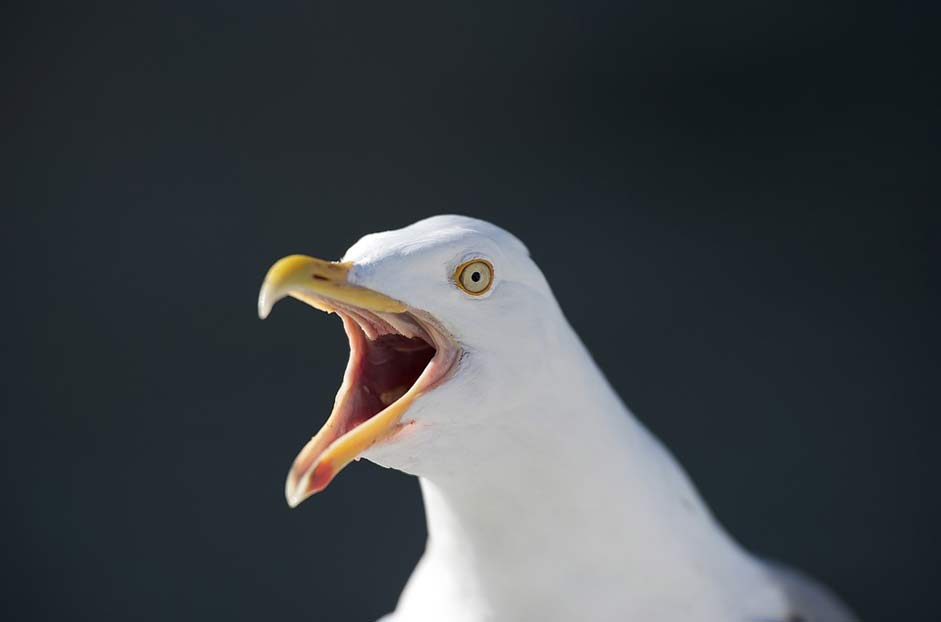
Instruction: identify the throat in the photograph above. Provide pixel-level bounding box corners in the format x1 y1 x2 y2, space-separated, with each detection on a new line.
345 332 435 432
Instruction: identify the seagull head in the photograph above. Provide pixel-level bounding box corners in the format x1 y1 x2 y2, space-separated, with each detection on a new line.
258 215 558 507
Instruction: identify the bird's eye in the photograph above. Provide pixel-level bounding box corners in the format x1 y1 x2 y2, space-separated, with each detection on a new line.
454 259 494 295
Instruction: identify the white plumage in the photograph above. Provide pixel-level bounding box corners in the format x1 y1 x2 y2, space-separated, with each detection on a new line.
259 215 858 622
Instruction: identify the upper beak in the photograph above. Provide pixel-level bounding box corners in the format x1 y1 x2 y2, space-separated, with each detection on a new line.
258 255 413 507
257 254 406 319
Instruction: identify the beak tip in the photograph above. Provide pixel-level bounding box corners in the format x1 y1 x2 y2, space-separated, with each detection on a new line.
284 471 309 509
284 462 334 508
257 300 271 320
285 484 311 509
257 283 277 320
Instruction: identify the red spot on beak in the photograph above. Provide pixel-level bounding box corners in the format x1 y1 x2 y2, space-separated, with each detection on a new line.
306 461 336 496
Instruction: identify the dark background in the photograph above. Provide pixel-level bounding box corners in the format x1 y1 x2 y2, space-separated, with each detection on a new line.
3 2 937 620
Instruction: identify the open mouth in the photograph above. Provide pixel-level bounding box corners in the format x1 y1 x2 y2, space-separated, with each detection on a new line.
257 254 459 507
336 314 437 437
285 304 458 499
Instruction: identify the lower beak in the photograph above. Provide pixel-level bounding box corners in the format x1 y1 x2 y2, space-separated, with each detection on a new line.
258 255 412 507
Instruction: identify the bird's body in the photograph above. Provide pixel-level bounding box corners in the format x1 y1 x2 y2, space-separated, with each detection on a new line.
259 215 858 622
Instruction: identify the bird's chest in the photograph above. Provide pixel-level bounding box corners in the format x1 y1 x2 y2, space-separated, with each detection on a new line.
394 550 745 622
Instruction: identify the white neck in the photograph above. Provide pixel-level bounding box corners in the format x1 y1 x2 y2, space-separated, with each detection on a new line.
382 317 786 621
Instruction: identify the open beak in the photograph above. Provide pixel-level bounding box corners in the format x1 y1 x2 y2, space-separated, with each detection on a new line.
258 255 456 508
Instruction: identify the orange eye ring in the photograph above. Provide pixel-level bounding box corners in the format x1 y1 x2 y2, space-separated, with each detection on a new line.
453 259 494 296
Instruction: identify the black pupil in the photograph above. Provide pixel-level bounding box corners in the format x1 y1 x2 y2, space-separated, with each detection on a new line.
471 271 481 282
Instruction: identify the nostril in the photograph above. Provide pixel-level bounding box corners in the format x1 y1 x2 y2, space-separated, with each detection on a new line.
312 274 328 281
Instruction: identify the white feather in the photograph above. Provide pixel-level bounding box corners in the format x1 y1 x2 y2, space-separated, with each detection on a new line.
332 215 856 622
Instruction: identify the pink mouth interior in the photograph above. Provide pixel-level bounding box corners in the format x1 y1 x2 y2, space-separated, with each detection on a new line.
340 320 436 434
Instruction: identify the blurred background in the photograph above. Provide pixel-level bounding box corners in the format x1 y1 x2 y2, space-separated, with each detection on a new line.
3 2 937 620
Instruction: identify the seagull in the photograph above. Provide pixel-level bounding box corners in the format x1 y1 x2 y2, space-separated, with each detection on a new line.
257 215 858 622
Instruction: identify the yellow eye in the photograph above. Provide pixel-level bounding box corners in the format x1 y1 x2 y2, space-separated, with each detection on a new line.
454 259 494 295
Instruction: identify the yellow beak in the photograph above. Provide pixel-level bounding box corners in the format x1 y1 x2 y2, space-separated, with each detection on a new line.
258 255 417 507
257 254 407 319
